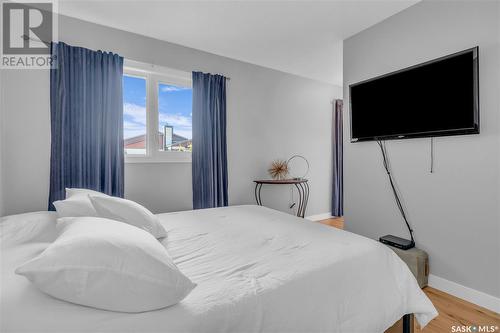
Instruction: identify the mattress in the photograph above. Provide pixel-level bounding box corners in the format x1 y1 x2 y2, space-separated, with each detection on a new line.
1 205 437 332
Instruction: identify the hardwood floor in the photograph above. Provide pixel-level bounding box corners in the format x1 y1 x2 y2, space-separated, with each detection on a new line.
415 287 500 332
318 217 344 229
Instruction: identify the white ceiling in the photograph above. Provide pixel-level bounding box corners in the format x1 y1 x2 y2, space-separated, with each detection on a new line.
58 0 419 86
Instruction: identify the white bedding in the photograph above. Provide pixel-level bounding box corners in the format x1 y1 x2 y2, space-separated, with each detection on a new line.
1 205 437 333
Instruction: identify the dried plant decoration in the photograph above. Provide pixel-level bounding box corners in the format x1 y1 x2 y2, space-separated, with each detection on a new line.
268 160 289 180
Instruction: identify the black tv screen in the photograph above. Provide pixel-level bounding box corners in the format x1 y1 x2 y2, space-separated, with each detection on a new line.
349 47 479 142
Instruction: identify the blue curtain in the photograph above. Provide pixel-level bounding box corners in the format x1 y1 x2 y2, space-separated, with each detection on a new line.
192 72 228 209
332 99 343 216
48 42 124 210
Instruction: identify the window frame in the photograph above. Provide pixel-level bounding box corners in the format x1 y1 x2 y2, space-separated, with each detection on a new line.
123 60 192 164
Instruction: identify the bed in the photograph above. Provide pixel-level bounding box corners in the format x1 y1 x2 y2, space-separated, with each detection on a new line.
1 205 437 332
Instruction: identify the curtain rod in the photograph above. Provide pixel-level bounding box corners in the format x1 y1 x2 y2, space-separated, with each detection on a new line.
24 35 232 80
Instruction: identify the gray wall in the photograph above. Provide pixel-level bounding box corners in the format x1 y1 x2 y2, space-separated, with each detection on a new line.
2 69 51 216
0 71 4 217
1 15 341 216
343 1 499 297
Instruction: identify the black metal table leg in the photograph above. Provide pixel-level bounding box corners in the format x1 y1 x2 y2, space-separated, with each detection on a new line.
294 182 310 218
253 179 309 218
294 183 303 217
254 183 258 205
254 183 263 206
402 314 412 333
302 182 309 217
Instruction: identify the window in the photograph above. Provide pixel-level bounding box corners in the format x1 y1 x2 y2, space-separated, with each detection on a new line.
158 83 192 152
123 60 192 163
123 75 147 155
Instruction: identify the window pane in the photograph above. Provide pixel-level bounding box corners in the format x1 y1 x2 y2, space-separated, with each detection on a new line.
158 83 192 152
123 75 147 155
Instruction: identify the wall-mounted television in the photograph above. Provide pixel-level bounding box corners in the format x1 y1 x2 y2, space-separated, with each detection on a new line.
349 47 479 142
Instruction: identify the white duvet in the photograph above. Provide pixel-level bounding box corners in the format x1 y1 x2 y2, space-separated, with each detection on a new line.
1 205 437 333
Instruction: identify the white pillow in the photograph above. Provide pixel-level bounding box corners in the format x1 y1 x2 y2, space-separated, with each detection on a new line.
0 211 58 246
65 188 108 199
53 188 109 217
15 217 195 313
89 196 167 239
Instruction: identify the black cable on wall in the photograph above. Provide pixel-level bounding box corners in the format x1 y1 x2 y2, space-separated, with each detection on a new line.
377 140 415 243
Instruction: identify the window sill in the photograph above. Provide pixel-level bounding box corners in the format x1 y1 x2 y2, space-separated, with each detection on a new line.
125 152 192 164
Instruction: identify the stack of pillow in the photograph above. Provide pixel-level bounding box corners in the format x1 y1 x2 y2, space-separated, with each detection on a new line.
14 189 196 313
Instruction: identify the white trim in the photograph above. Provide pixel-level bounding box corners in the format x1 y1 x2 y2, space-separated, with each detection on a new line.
125 152 192 164
306 212 333 221
123 62 193 164
429 274 500 313
124 59 191 87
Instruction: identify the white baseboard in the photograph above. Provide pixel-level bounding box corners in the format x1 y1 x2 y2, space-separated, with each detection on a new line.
428 274 500 313
306 212 332 221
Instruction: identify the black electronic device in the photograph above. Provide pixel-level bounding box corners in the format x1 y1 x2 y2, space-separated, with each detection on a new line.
350 47 479 142
380 234 415 250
